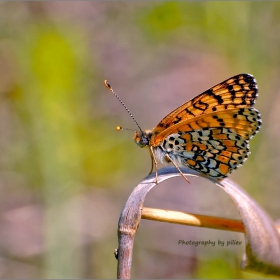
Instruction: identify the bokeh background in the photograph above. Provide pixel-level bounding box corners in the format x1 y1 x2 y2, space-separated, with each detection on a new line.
0 2 279 278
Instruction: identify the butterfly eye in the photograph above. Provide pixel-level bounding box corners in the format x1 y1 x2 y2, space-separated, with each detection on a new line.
140 135 150 146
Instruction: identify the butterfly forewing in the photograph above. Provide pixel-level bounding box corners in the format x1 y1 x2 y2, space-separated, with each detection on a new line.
151 107 261 146
152 74 258 137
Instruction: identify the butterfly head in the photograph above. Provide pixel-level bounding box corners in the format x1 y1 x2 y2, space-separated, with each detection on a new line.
134 130 152 148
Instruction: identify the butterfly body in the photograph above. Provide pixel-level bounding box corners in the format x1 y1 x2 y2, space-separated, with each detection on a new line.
133 74 261 181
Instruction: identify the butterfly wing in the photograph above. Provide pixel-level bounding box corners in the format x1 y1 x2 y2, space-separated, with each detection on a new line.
160 128 250 179
151 107 261 146
149 73 261 179
152 74 258 139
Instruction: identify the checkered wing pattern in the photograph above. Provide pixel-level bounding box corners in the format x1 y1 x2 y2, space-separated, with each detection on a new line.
150 74 261 179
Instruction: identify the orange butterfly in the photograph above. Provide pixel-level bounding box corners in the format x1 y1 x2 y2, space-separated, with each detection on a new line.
105 74 261 183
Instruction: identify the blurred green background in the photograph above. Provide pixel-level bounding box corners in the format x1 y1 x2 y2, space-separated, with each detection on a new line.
0 2 279 278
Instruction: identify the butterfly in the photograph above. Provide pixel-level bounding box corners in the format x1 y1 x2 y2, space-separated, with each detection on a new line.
104 74 261 183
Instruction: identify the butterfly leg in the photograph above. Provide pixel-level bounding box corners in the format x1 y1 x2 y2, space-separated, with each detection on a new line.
149 146 159 184
148 147 155 175
164 154 191 184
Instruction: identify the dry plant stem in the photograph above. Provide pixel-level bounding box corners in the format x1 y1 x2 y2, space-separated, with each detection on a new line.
142 207 245 233
117 166 280 279
219 178 280 275
117 168 214 279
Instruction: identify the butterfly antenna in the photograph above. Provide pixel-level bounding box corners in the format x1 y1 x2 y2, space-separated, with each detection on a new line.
116 126 135 132
104 80 143 133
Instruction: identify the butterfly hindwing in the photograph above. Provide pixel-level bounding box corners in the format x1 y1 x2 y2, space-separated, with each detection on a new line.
159 128 250 179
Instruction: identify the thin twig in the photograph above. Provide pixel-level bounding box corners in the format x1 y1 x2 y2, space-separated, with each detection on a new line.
141 207 245 232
